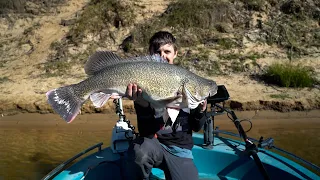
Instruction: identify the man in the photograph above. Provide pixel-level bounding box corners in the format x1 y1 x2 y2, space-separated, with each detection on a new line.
125 31 207 180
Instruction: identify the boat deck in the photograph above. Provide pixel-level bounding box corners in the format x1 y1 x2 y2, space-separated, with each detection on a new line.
50 133 319 180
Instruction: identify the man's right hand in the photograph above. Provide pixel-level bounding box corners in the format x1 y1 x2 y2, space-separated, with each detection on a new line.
126 83 149 107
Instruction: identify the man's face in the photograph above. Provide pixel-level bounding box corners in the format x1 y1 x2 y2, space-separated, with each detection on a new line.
154 44 177 64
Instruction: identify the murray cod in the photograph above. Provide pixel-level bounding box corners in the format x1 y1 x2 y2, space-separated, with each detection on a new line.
46 51 218 123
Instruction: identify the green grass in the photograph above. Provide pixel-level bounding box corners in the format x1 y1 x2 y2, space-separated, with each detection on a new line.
216 38 238 50
218 52 265 61
262 63 315 88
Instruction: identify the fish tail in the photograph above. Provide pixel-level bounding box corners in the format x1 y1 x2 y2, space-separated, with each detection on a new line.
46 85 84 123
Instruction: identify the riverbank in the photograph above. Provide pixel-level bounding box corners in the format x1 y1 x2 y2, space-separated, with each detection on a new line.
0 73 319 116
0 0 319 116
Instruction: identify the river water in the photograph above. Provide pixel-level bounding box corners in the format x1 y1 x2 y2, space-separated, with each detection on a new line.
0 110 319 180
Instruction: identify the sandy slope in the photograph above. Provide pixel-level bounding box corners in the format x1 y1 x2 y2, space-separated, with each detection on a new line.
0 0 319 115
0 0 90 111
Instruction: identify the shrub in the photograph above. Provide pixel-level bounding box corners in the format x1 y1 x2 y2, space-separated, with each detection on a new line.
42 60 71 77
67 0 136 44
131 0 237 48
164 0 231 29
175 50 221 76
262 63 315 88
0 76 10 83
0 0 66 14
0 0 26 14
241 0 265 11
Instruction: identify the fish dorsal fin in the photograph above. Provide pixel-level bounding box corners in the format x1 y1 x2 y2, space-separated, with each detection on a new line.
85 51 167 75
85 51 123 75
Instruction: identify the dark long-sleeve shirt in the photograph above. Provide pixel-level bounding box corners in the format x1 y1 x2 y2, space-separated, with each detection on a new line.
134 102 208 150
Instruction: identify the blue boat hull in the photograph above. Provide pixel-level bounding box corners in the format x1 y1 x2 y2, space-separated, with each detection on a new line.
48 133 319 180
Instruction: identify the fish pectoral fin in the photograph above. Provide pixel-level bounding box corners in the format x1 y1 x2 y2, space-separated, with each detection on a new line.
90 92 120 108
184 87 203 109
167 108 180 124
188 101 202 109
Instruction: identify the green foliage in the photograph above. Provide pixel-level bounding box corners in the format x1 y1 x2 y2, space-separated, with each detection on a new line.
241 0 265 11
67 0 136 44
270 93 291 100
218 53 241 60
38 0 319 76
175 49 221 76
42 60 71 77
263 63 315 88
50 40 62 50
0 0 26 14
263 1 319 58
129 0 319 54
165 0 230 29
217 51 264 73
246 52 265 61
0 0 66 14
0 60 6 68
230 61 245 72
216 38 238 50
42 40 71 77
218 52 265 61
0 76 10 83
131 0 236 48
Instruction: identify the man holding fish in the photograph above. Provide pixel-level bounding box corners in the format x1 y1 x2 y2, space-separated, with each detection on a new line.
46 31 217 179
125 31 211 180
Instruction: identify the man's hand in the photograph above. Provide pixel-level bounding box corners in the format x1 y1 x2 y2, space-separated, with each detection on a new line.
126 83 149 107
126 83 140 100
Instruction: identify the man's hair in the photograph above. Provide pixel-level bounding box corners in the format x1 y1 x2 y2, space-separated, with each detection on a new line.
148 31 177 54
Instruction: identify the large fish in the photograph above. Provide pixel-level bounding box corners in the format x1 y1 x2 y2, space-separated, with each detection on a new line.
46 51 218 123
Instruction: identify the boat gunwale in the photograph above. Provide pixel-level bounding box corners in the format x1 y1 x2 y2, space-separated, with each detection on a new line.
43 132 320 180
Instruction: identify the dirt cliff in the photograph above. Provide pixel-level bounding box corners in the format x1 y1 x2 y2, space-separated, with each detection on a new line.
0 0 319 116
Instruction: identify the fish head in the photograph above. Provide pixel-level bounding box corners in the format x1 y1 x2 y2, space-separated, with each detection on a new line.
184 78 218 108
195 78 218 100
202 79 218 98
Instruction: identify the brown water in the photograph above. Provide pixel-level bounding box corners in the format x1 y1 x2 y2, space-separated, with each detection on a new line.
0 110 319 180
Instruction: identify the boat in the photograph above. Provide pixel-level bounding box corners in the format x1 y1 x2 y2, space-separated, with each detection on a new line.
43 85 320 180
